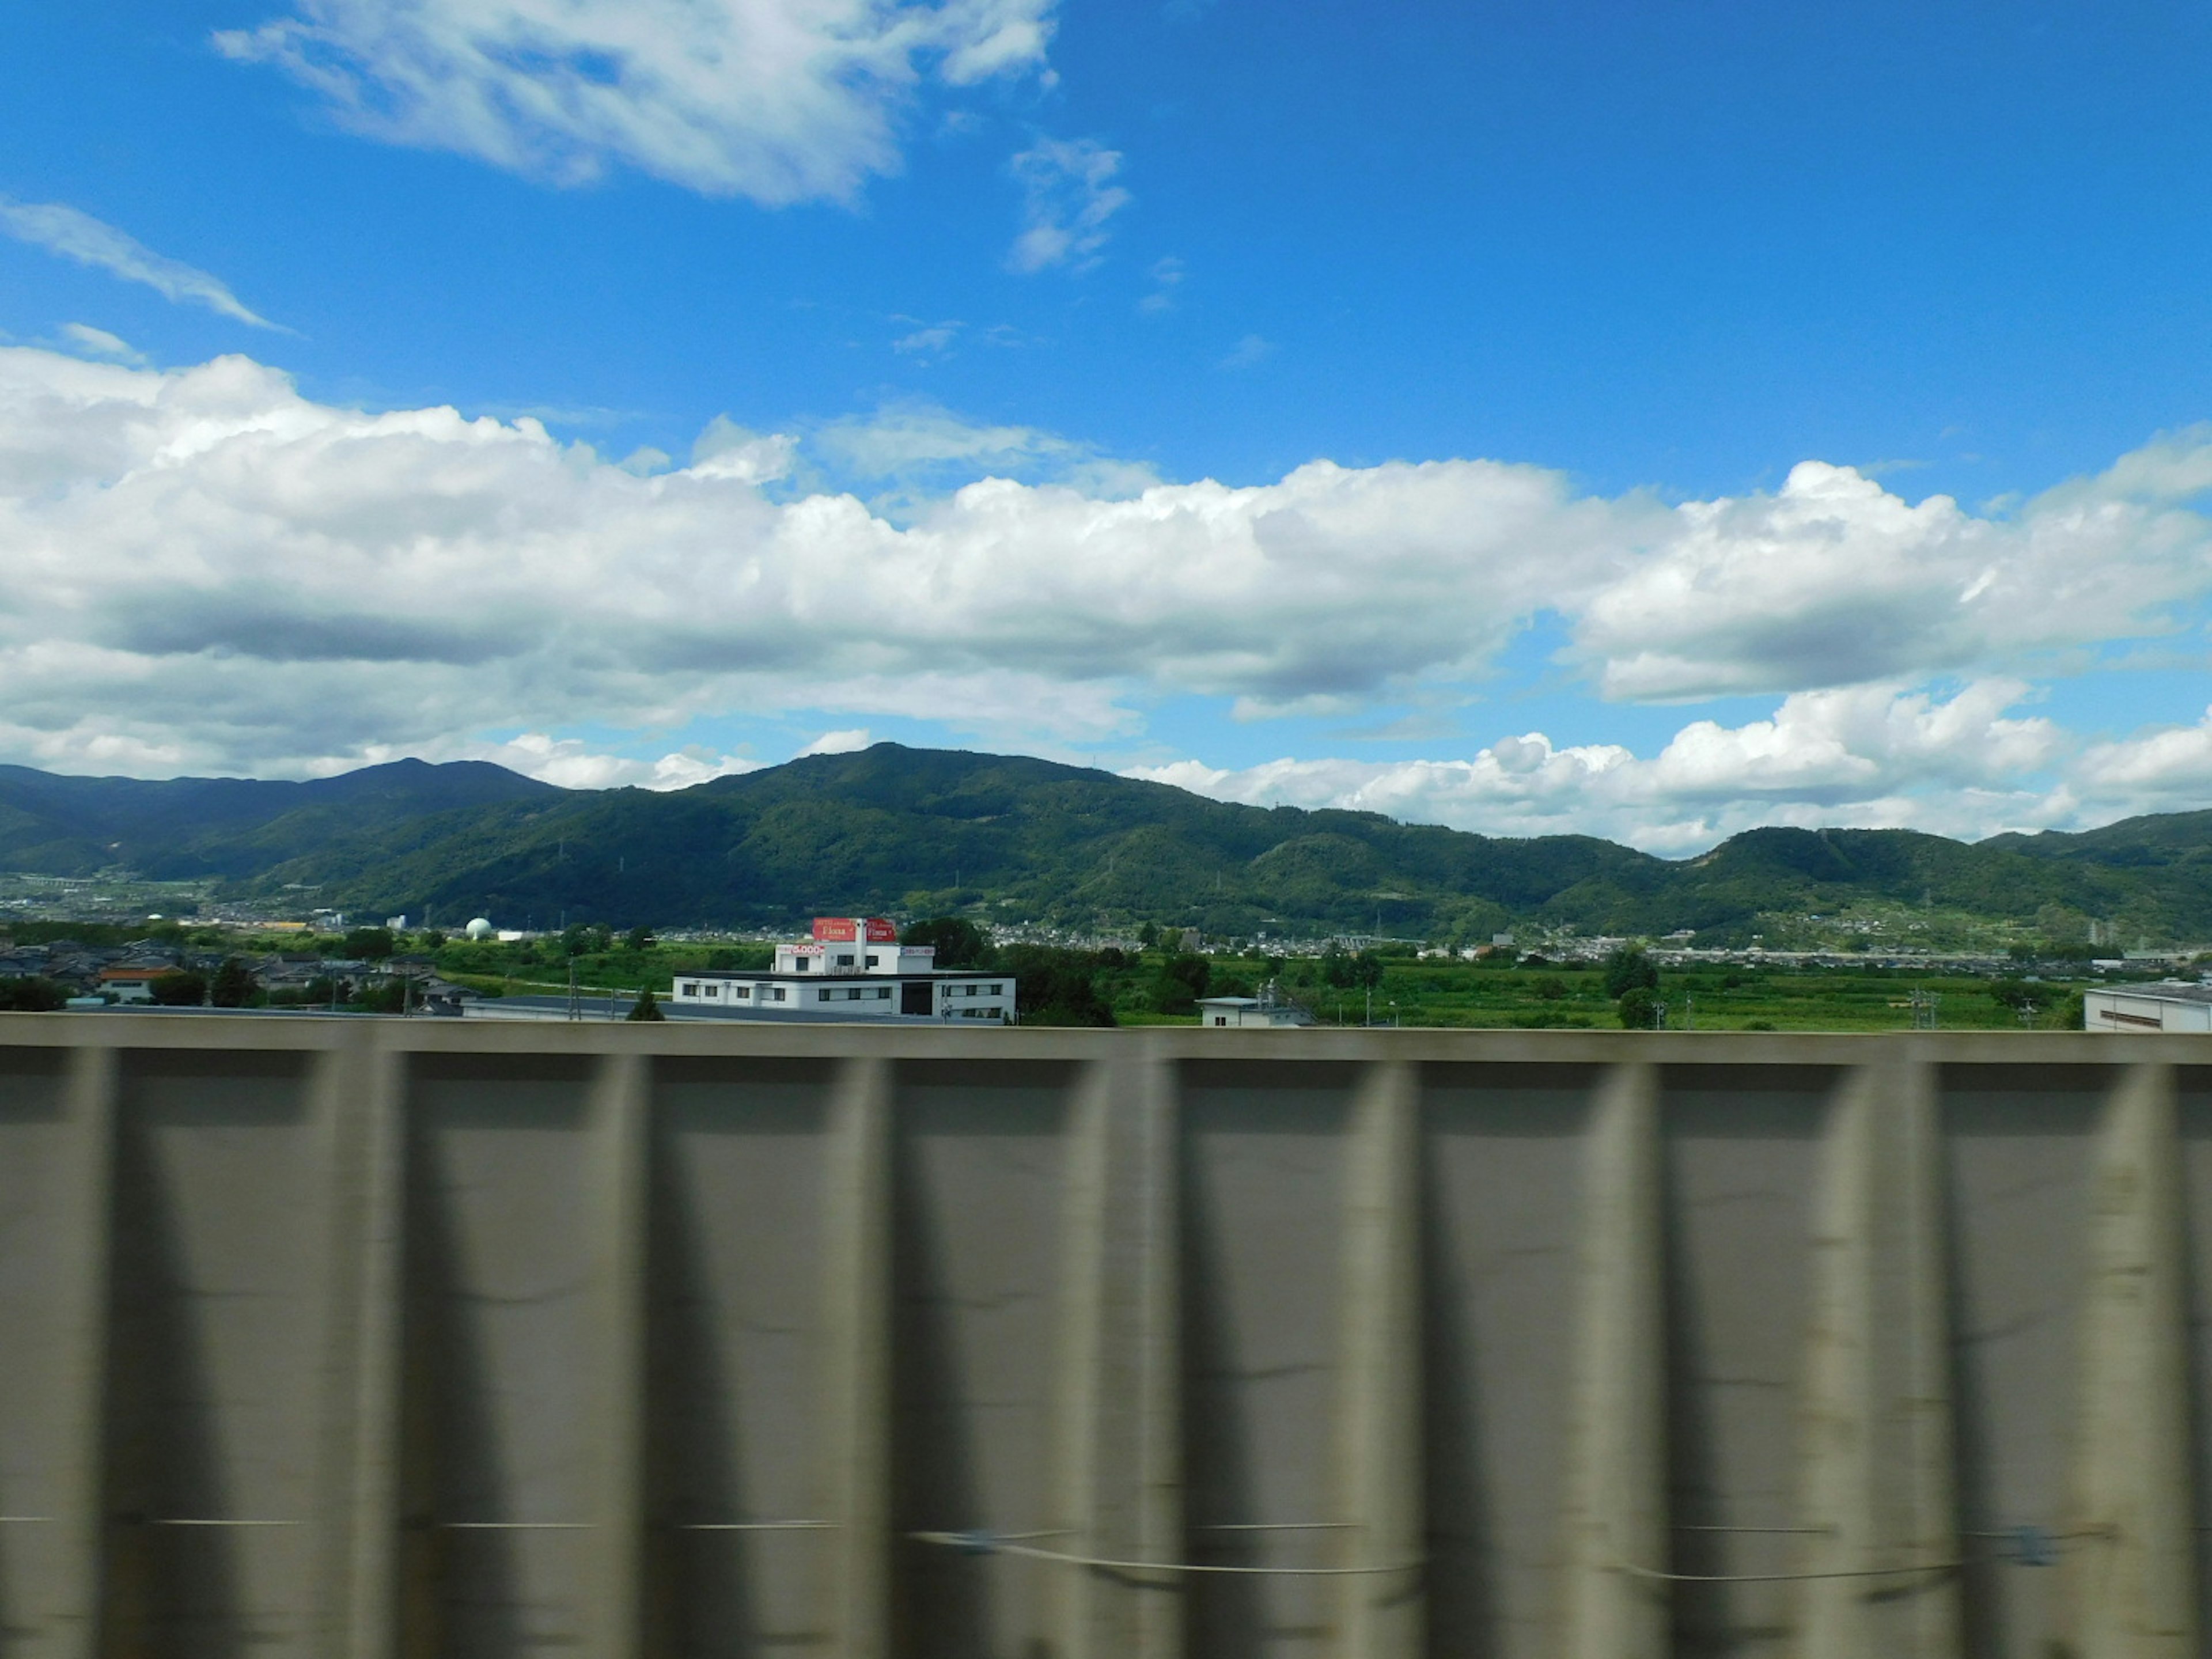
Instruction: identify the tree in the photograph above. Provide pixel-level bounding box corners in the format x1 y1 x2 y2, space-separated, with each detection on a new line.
1618 986 1660 1029
627 987 666 1021
0 976 67 1012
903 916 988 968
1137 922 1160 949
1149 952 1211 1014
624 925 656 952
150 971 208 1006
1603 946 1659 1000
562 923 613 957
343 927 396 961
999 946 1116 1027
210 957 258 1007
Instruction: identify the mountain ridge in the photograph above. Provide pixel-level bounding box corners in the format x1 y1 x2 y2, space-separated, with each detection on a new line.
3 744 2209 942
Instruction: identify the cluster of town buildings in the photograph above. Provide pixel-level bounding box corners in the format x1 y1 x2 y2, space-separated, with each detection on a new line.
0 938 473 1011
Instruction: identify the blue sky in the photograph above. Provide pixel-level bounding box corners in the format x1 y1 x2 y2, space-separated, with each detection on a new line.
3 0 2212 849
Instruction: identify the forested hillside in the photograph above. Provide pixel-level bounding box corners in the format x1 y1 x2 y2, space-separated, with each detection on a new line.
8 744 2212 941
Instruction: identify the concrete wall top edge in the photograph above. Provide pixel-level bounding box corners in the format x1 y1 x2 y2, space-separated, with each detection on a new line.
6 1010 2212 1067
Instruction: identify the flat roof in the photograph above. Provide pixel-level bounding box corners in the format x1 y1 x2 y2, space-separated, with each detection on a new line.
2091 982 2212 1005
676 969 1010 983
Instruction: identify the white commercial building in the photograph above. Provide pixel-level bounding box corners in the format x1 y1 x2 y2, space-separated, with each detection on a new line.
2084 982 2212 1033
668 918 1016 1022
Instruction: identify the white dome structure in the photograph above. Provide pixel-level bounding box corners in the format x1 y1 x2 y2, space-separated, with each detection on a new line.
464 917 495 941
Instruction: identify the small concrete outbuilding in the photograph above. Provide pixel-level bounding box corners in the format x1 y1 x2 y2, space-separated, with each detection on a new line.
1195 986 1313 1028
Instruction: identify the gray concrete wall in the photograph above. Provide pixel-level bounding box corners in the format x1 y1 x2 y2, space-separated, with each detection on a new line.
4 1017 2211 1657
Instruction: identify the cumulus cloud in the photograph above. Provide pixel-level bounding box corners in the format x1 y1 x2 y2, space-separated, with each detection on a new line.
216 0 1057 203
1575 454 2212 699
1130 681 2068 853
7 343 2212 841
0 199 279 328
797 726 873 755
1006 137 1129 272
382 732 765 789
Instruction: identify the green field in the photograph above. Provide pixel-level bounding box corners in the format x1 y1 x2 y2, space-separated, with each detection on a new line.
6 914 2110 1030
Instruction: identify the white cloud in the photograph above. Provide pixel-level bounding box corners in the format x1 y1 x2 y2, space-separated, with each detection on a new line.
58 324 147 366
0 199 279 329
1139 255 1183 314
892 319 961 357
217 0 1057 204
809 399 1161 496
1218 332 1272 370
7 343 2212 842
1129 681 2068 853
797 726 873 755
1006 137 1129 272
1574 453 2212 699
2070 706 2212 814
377 732 766 789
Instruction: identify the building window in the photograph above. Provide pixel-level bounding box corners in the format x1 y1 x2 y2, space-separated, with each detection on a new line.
734 985 751 999
865 954 879 968
1215 1016 1228 1027
770 987 786 1002
846 988 863 1001
989 984 1002 995
874 987 891 999
704 984 719 998
795 958 811 972
680 982 697 996
837 953 855 967
964 984 978 997
817 988 833 1003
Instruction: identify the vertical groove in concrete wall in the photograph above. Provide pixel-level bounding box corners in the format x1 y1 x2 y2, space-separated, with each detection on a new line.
1128 1048 1184 1659
52 1046 118 1659
2070 1063 2198 1657
325 1036 406 1659
1046 1059 1113 1659
1797 1059 1963 1659
822 1057 893 1659
14 1024 2212 1656
589 1054 653 1659
1558 1061 1669 1659
1334 1060 1422 1659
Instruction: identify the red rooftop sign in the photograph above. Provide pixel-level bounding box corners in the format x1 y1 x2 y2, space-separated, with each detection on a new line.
812 917 900 943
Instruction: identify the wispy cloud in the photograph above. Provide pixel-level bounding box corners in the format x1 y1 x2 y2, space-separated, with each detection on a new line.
1007 137 1130 273
0 199 281 329
892 319 963 359
217 0 1058 205
1139 255 1183 313
1219 332 1273 370
57 323 147 365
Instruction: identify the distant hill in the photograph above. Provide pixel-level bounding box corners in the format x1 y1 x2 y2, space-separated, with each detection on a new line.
0 757 558 879
5 743 2211 941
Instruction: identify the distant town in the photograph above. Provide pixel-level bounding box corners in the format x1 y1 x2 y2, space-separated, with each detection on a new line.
7 886 2212 1032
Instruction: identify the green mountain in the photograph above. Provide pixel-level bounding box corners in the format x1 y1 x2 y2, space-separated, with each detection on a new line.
9 743 2212 942
0 758 558 879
